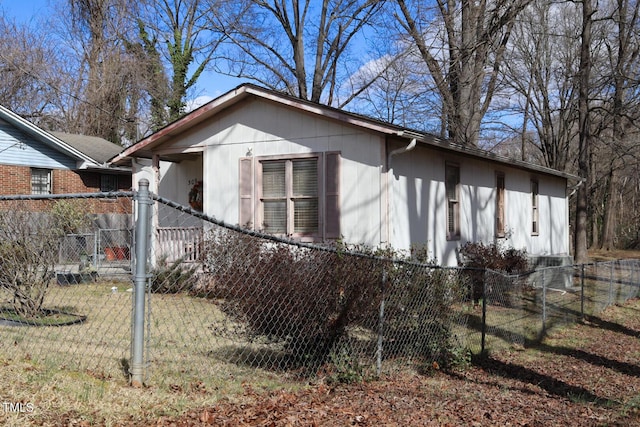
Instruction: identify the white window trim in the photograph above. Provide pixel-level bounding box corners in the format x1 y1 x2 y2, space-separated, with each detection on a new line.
31 168 52 195
446 162 461 241
256 153 324 241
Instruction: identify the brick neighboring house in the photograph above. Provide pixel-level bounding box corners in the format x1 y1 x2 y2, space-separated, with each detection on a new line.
0 105 132 214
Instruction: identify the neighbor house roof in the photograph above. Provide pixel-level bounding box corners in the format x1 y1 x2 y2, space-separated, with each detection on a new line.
109 83 577 181
52 132 123 164
0 104 127 171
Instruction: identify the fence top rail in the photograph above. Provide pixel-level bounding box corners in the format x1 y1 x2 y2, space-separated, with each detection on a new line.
486 258 640 279
0 191 134 201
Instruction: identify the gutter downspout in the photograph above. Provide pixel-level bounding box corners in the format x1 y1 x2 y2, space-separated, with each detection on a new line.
386 136 417 244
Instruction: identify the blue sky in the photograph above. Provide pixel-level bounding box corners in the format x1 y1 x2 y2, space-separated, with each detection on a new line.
1 0 49 24
0 0 243 105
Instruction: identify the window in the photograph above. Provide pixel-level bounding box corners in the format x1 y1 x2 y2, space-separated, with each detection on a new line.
445 163 460 240
261 157 319 235
239 152 340 241
101 174 118 192
31 168 51 195
496 172 505 238
531 179 539 235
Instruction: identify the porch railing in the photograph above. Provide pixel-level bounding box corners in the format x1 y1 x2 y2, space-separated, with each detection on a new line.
156 226 202 263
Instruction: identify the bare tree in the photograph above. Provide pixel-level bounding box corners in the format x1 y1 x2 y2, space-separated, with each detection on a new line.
353 54 442 132
138 0 225 122
0 17 60 121
596 0 640 250
217 0 386 106
60 0 143 144
394 0 533 147
501 0 581 171
574 0 595 263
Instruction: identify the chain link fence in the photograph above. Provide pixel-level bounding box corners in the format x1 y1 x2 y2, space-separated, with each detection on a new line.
1 189 639 387
480 260 640 352
0 193 133 379
146 195 473 384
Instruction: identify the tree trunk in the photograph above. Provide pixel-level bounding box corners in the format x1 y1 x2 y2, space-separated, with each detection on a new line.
574 0 592 264
601 168 618 250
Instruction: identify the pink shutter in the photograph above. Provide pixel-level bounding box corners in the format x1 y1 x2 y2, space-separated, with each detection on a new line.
239 157 254 228
325 152 340 239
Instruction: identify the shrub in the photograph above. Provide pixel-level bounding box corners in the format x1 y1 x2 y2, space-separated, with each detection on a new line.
382 264 470 368
149 255 199 294
0 207 62 318
51 199 92 234
458 241 529 302
198 229 384 369
197 231 471 372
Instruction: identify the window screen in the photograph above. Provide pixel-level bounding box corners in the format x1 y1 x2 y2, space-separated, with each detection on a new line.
31 168 51 195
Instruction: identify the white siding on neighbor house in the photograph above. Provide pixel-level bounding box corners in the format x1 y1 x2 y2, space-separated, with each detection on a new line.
0 121 76 169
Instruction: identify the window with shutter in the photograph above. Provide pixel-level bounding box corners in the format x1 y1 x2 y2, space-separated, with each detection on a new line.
241 152 340 241
496 172 505 238
262 160 287 234
531 179 539 235
445 163 460 240
259 156 320 237
292 159 318 234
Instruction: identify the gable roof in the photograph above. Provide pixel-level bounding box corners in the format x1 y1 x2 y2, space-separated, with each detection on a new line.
110 83 576 181
52 132 123 164
0 105 126 171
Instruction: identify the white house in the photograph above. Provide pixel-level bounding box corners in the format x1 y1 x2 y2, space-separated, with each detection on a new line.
110 84 575 267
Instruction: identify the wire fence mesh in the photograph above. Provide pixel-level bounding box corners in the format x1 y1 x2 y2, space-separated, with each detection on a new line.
146 196 473 383
481 260 640 352
1 191 639 387
0 194 133 379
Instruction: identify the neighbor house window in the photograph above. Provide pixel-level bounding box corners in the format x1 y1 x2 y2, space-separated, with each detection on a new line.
531 179 539 235
100 174 118 192
239 152 341 241
445 163 460 240
31 168 51 195
261 156 319 236
496 172 505 238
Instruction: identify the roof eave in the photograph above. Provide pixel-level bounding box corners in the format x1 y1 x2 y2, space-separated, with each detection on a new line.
0 105 100 166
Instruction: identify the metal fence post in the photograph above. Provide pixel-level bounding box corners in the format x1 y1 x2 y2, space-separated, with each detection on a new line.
130 179 152 387
580 264 585 318
542 269 547 331
481 270 487 353
376 267 387 377
609 261 614 306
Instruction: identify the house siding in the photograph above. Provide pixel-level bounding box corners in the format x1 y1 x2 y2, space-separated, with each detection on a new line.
127 90 571 267
389 142 570 265
0 121 76 169
199 98 386 244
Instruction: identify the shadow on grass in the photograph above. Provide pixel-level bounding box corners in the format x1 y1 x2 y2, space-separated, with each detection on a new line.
463 354 614 406
206 345 302 372
580 314 640 339
475 316 640 378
